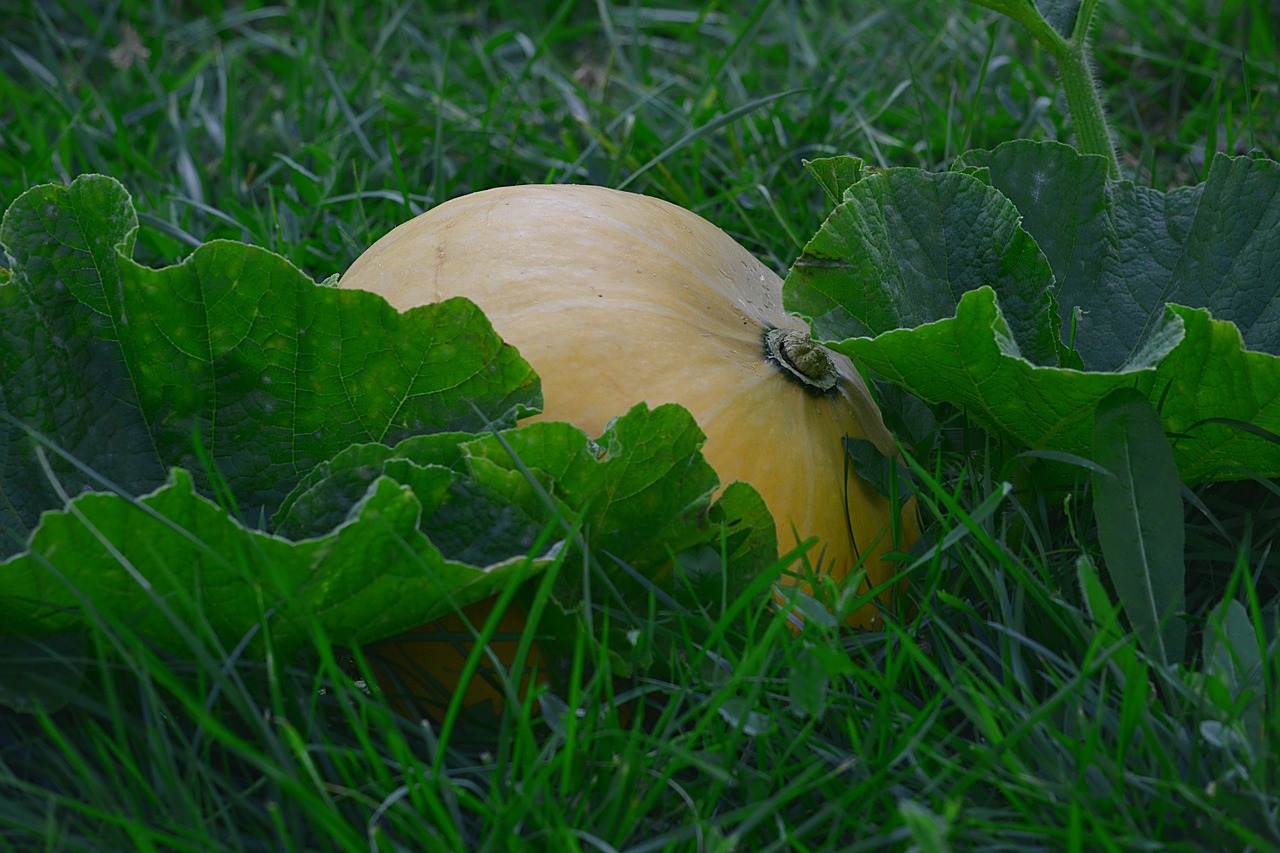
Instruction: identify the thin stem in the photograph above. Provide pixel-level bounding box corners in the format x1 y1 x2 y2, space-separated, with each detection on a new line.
1072 0 1102 46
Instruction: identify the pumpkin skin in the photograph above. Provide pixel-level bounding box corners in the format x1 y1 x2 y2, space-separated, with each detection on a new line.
341 184 917 629
370 597 543 720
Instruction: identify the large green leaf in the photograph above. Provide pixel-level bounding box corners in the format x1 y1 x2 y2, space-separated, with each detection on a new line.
1153 306 1280 482
785 144 1280 482
0 175 540 554
831 286 1173 457
786 161 1063 367
958 142 1280 372
0 404 775 657
0 466 532 657
0 175 777 692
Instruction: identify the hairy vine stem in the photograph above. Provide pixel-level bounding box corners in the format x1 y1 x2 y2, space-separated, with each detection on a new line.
966 0 1121 179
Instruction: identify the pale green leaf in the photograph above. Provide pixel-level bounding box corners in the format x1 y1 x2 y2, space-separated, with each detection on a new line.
0 175 539 555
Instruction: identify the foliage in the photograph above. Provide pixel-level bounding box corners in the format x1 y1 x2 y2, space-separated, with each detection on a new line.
0 175 539 552
0 174 774 676
787 141 1280 484
1 0 1279 849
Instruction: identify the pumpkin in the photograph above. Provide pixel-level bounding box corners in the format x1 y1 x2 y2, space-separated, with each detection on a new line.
370 597 543 720
342 184 917 708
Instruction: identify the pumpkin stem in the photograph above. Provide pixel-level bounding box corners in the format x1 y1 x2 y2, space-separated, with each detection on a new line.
763 328 838 393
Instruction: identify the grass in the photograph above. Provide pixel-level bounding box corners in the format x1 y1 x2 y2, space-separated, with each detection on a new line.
2 0 1279 849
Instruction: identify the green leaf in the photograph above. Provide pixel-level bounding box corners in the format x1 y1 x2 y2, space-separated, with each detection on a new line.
844 437 915 502
786 159 1063 368
702 482 777 580
1153 306 1280 482
836 294 1280 481
835 286 1170 455
0 175 539 555
1034 0 1083 37
272 433 469 540
0 468 545 657
0 405 774 657
458 403 776 610
1204 598 1262 692
1201 597 1265 753
957 142 1280 372
963 0 1077 47
1077 552 1118 637
0 177 156 553
282 403 776 666
801 156 867 206
1091 388 1186 667
1075 552 1141 682
465 404 712 569
789 145 1280 482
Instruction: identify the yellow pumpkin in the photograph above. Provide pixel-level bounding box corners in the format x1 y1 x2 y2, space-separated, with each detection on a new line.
341 184 917 632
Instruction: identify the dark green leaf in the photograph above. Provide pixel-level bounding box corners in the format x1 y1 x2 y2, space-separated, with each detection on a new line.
801 156 867 206
958 142 1280 372
1202 597 1265 753
1036 0 1082 37
1092 388 1186 667
1204 598 1262 693
0 177 157 554
795 143 1280 482
786 160 1063 367
844 437 915 501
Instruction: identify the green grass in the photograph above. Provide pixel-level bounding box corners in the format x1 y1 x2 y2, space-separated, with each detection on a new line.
2 0 1279 849
5 0 1273 257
